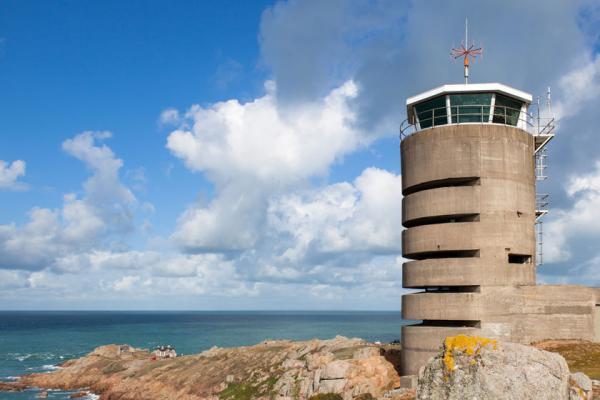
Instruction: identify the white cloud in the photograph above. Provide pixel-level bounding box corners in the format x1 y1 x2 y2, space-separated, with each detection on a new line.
162 77 405 297
62 131 135 210
267 168 403 264
53 250 160 273
61 194 105 243
82 251 255 297
159 108 180 125
554 53 600 120
572 254 600 285
167 80 360 183
0 269 29 289
259 0 587 133
27 270 57 289
112 275 140 291
0 160 26 190
167 80 365 252
0 132 136 271
172 185 264 252
545 161 600 263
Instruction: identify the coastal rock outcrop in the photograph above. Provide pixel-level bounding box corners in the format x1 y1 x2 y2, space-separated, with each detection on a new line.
5 335 598 400
416 335 593 400
5 336 404 400
0 381 26 392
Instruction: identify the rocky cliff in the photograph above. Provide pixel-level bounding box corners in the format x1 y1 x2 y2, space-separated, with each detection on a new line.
1 336 413 400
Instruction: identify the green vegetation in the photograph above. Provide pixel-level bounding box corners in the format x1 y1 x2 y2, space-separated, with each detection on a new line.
219 376 279 400
308 394 343 400
355 394 375 400
331 345 363 360
264 376 278 392
102 362 126 374
543 342 600 380
127 360 167 378
556 343 600 379
219 383 260 400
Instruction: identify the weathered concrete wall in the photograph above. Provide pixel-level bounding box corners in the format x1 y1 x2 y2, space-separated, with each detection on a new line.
401 124 536 288
402 292 480 321
402 186 480 223
403 259 534 288
400 284 598 375
480 285 597 343
594 288 600 304
402 220 533 263
400 325 478 375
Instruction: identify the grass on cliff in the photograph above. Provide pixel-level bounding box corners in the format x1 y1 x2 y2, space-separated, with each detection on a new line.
534 341 600 380
102 361 127 374
219 376 278 400
308 394 343 400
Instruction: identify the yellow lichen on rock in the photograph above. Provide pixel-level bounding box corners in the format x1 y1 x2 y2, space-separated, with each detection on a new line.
443 335 497 372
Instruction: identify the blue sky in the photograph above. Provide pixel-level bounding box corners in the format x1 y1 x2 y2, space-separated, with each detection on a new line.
0 0 599 310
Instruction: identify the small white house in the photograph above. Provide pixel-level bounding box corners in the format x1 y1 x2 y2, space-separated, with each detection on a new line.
152 345 177 359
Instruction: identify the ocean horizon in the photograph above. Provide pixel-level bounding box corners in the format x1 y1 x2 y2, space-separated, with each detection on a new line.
0 310 409 399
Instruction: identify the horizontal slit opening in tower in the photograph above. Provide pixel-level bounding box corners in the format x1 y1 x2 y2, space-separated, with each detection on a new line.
423 285 480 293
403 213 480 228
404 249 480 260
508 253 532 264
403 177 480 196
420 320 481 328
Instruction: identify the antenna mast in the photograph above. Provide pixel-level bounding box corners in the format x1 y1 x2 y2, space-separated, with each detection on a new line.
451 18 483 84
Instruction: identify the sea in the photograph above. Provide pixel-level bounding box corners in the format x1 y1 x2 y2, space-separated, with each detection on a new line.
0 311 406 399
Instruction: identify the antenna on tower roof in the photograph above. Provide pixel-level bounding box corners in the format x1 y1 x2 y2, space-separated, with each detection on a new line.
451 18 483 84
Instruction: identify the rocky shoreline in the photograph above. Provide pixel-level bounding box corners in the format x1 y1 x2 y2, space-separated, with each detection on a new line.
2 336 599 400
0 336 412 400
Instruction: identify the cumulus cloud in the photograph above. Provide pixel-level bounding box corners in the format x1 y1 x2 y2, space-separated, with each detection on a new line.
167 81 361 183
112 275 140 291
167 80 364 252
267 168 403 265
545 161 600 263
553 53 600 120
164 70 404 291
260 0 587 133
0 269 29 289
53 250 159 273
86 251 253 297
0 132 136 271
159 108 180 126
0 159 26 190
567 254 600 286
62 131 136 225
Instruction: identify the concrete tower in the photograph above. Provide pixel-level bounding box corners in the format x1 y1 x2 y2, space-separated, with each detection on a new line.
399 83 600 376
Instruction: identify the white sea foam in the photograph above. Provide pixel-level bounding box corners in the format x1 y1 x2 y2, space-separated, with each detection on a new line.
10 352 57 361
26 364 60 372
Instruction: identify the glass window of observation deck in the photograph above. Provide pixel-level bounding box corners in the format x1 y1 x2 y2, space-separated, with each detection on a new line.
414 95 447 129
450 93 492 123
493 94 523 126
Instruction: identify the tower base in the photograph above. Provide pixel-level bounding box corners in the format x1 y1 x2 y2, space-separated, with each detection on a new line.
400 284 600 375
